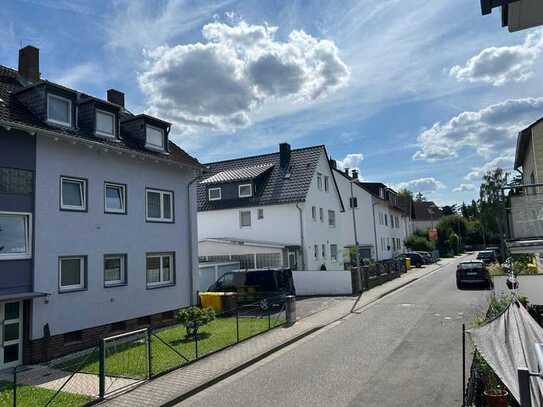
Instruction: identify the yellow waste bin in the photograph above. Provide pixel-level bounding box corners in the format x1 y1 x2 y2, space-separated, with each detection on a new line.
199 292 223 312
405 258 411 270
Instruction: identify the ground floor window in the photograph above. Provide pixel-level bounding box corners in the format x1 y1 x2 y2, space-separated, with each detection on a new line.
59 256 86 292
104 254 127 286
146 252 175 287
330 244 338 262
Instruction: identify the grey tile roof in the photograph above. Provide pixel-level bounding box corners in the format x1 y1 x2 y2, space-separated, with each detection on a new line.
0 65 202 169
198 145 326 211
201 164 274 184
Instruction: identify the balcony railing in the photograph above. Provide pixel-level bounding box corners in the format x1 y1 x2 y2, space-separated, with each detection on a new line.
506 184 543 241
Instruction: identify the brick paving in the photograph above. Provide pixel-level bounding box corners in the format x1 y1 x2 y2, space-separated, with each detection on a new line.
99 256 465 407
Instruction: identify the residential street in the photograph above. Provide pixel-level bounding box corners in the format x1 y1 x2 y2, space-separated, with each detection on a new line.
178 255 490 407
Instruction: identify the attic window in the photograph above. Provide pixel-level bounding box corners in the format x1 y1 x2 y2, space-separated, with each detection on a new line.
47 94 72 127
96 109 115 138
145 125 164 150
238 184 252 198
208 188 221 201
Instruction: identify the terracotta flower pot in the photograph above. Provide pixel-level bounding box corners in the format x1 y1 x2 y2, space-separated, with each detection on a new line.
484 389 508 407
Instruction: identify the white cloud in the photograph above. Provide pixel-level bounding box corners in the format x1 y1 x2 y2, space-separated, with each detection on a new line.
413 97 543 161
53 62 99 89
394 177 445 193
336 152 364 174
137 21 350 132
464 155 514 181
452 183 475 192
450 29 543 86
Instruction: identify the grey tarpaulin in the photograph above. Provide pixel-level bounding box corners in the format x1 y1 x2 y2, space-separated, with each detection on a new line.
467 301 543 406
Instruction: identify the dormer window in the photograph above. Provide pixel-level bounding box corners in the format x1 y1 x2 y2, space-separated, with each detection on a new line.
146 125 164 150
47 94 72 127
238 184 252 198
96 109 115 138
208 188 221 201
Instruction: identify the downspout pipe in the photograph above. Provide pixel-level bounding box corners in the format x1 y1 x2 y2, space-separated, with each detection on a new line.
296 202 305 270
187 170 203 305
372 200 379 261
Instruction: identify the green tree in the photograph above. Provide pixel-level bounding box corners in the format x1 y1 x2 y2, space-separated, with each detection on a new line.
441 204 458 216
405 234 435 251
479 168 509 252
398 188 414 200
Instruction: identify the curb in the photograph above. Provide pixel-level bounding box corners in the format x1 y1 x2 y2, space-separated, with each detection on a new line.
160 326 323 406
150 255 469 405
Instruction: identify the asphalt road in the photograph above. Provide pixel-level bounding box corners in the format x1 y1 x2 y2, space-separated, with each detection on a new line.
178 256 490 407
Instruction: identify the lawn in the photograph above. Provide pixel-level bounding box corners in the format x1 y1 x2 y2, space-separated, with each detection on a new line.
55 310 286 380
0 381 92 407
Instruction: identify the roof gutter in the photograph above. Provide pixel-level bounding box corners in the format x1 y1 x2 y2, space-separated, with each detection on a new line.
0 119 203 171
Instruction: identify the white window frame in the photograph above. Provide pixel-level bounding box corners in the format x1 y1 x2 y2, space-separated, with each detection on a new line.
314 244 318 259
322 244 326 258
324 176 329 192
319 208 324 222
47 94 72 127
257 208 264 219
145 188 174 222
0 212 32 260
146 253 174 288
330 244 338 262
208 187 222 201
240 210 252 228
145 125 165 150
95 109 116 138
312 206 317 221
59 256 86 292
317 173 323 190
238 183 252 198
104 254 126 287
60 176 87 211
104 182 126 214
328 210 336 228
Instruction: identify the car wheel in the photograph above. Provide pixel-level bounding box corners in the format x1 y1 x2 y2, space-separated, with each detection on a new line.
456 279 463 289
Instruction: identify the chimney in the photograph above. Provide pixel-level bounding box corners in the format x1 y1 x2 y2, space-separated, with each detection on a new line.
344 167 349 176
351 169 359 180
329 159 337 169
279 143 291 168
18 46 40 83
107 89 125 107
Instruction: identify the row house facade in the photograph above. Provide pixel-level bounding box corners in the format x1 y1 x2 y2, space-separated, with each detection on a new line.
0 46 203 367
197 143 413 271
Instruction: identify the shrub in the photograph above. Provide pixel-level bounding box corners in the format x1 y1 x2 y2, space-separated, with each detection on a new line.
405 234 434 252
177 306 215 337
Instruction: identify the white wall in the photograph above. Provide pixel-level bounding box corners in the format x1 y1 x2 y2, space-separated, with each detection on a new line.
293 271 352 296
33 137 197 339
198 203 300 245
302 153 346 270
199 240 284 256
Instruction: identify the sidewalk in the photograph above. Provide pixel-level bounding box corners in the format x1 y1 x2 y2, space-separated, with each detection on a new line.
99 256 466 407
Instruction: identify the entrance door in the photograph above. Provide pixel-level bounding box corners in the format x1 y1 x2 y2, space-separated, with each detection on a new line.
288 251 298 271
1 301 22 369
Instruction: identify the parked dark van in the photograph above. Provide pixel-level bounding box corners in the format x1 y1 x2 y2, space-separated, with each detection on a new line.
207 268 295 305
476 250 497 265
456 260 492 289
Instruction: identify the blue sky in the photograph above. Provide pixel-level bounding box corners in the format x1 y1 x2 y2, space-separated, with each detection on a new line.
2 0 543 205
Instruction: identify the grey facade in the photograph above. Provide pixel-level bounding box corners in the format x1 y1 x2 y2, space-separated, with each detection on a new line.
0 128 35 295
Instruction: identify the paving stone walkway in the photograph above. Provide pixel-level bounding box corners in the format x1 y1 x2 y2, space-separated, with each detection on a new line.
99 256 466 407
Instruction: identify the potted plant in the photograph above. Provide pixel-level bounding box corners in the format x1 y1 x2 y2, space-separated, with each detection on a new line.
479 358 508 407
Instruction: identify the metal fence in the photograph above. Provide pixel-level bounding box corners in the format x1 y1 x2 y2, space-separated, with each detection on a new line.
0 297 288 406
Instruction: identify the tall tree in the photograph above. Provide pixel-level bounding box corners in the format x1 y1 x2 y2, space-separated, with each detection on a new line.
479 168 509 253
441 204 458 216
415 192 426 202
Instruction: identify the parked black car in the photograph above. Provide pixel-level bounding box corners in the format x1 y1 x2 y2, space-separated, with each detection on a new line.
456 260 492 289
207 268 295 305
415 251 433 264
476 250 498 265
405 252 424 268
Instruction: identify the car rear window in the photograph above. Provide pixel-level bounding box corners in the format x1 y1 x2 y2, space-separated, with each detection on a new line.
459 263 483 270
